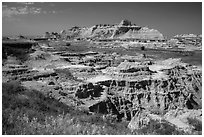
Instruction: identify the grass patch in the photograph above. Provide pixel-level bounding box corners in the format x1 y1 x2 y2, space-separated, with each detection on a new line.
2 81 131 135
49 41 89 53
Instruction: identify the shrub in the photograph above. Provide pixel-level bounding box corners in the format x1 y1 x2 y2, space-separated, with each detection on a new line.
141 46 145 50
187 118 202 132
66 42 71 46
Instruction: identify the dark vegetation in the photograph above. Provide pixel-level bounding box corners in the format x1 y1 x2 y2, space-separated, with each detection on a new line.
187 118 202 133
2 41 36 62
141 46 145 50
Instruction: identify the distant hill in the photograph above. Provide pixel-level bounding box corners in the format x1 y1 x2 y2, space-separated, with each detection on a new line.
174 34 202 39
58 19 164 40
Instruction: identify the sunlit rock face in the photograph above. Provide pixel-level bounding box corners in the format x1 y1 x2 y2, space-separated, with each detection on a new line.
119 19 132 26
73 58 202 124
61 19 164 40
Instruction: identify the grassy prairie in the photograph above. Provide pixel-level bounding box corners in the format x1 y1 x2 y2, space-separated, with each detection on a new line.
49 40 90 53
89 46 202 66
48 40 202 66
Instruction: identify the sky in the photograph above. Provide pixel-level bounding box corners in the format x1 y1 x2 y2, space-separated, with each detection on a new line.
2 2 202 38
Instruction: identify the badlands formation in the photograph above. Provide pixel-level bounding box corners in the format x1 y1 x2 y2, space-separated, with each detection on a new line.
2 20 202 134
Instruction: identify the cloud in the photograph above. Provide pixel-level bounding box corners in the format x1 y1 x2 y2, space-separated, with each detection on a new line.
3 7 19 17
44 10 59 14
2 3 59 18
2 5 42 17
18 6 29 15
17 2 34 5
30 7 42 14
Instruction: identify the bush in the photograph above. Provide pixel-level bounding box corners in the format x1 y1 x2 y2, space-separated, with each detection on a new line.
141 46 145 50
2 80 23 95
187 118 202 132
66 42 71 46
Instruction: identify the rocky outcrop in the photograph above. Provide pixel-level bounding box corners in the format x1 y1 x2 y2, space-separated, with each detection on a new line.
128 109 150 130
118 26 164 40
75 83 104 98
174 34 199 38
164 109 202 131
89 98 120 115
172 34 202 48
58 19 164 40
84 62 202 124
119 19 132 26
128 108 202 132
20 72 57 81
2 64 29 74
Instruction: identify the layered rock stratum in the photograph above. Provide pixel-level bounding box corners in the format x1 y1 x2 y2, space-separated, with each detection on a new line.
51 19 164 40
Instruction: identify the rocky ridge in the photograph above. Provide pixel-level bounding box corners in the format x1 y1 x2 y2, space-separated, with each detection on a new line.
46 19 164 40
